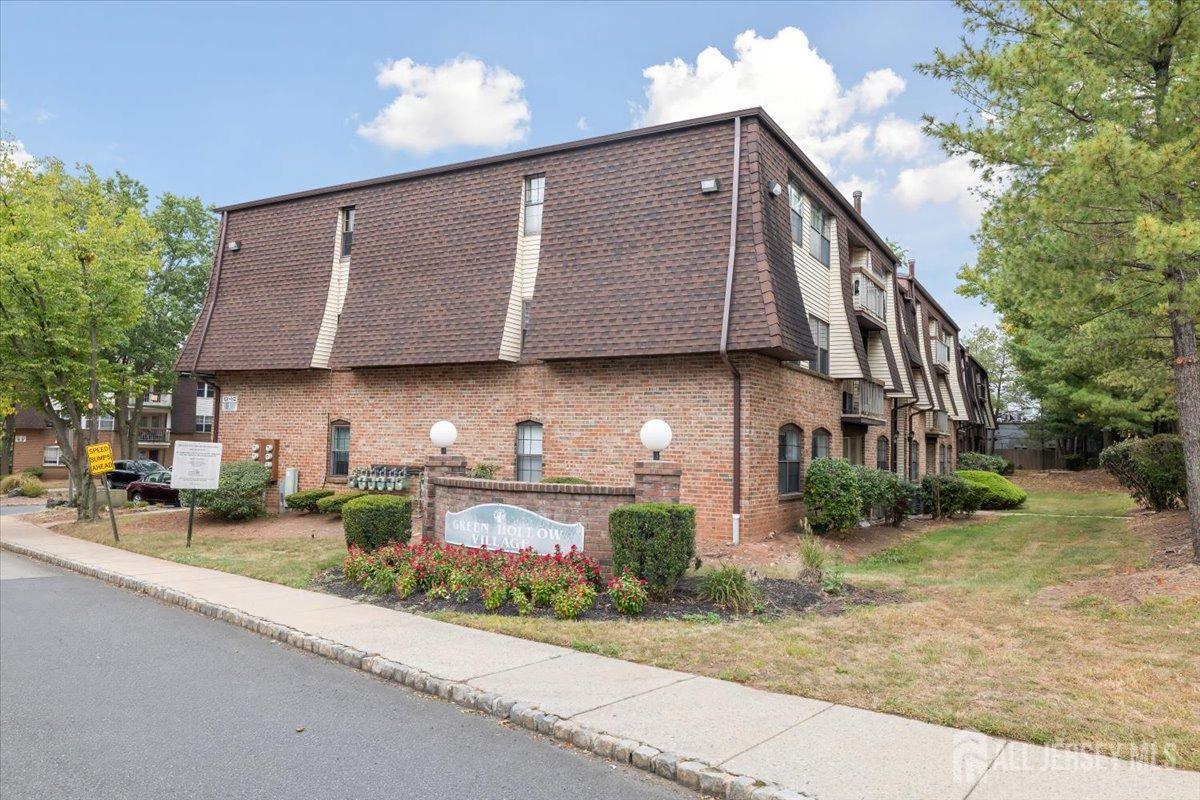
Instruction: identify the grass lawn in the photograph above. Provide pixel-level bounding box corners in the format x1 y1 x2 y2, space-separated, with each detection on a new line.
59 518 347 588
432 487 1200 769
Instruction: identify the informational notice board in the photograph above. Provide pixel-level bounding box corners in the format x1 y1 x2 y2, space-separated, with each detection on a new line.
170 441 223 490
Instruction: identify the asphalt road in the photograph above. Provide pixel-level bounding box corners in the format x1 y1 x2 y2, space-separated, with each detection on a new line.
0 551 691 800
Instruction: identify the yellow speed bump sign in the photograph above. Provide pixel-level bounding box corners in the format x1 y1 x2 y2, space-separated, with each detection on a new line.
86 443 115 475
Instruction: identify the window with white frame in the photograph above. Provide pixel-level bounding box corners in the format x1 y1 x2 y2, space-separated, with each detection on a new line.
812 428 832 460
42 445 64 466
195 415 213 433
808 316 830 375
523 176 545 236
82 414 115 430
788 182 803 243
515 421 543 482
808 201 832 266
196 381 215 398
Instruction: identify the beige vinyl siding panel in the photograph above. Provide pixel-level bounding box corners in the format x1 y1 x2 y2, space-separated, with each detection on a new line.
499 188 542 362
913 367 933 408
792 193 830 372
865 331 894 390
884 278 913 398
824 215 863 379
945 357 970 420
310 214 349 369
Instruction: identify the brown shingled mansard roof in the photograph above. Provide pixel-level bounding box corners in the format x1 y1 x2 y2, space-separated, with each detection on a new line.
178 108 903 373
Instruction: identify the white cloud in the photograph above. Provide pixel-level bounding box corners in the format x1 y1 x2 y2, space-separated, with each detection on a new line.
33 108 52 124
358 56 530 154
0 98 7 112
636 27 905 173
576 116 588 131
893 155 985 222
873 116 926 161
0 138 35 171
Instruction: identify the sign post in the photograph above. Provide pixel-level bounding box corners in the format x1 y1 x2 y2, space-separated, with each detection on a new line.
170 441 223 548
86 443 119 542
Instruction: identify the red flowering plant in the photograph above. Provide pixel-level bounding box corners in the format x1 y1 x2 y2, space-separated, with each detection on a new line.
606 569 649 616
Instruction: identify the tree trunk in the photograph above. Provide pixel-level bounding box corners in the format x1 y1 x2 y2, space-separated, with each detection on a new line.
1168 307 1200 561
1 413 14 476
112 391 142 460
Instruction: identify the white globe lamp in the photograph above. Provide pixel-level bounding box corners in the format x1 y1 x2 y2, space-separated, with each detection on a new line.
430 420 458 454
639 419 673 461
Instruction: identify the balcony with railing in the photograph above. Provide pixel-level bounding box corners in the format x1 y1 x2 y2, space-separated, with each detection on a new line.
932 339 951 372
842 379 886 425
142 391 172 407
852 273 887 329
138 426 169 443
925 410 950 436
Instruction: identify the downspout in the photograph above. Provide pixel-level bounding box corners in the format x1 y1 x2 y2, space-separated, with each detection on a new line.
719 116 743 546
192 211 229 374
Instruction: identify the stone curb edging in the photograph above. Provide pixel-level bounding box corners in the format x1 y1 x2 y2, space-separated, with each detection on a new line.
0 540 805 800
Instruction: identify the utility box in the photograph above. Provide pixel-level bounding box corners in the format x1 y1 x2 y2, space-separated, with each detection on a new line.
279 468 300 512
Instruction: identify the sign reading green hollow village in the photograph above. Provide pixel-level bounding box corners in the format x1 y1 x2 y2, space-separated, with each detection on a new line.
444 504 585 555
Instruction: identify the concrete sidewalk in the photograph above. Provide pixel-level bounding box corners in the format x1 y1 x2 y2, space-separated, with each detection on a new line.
2 518 1195 800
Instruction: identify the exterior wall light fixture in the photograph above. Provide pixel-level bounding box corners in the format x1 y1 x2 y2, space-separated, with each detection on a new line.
699 178 719 194
639 418 673 461
430 420 457 454
226 240 241 251
768 180 783 197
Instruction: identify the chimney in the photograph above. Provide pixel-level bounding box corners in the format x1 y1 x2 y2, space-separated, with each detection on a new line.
908 259 917 280
852 189 862 214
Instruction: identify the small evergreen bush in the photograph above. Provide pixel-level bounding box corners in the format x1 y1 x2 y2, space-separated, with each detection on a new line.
608 502 696 600
342 494 413 550
316 491 367 514
22 465 45 477
957 470 1027 509
1100 435 1186 511
284 488 335 511
469 463 498 479
196 460 271 521
540 476 591 485
804 458 862 532
853 467 919 525
956 451 1011 474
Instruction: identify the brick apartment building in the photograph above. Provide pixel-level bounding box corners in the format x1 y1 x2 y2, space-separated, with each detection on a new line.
9 376 215 478
177 108 993 545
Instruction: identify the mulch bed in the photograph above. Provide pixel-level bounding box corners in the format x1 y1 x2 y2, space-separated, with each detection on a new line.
309 569 899 622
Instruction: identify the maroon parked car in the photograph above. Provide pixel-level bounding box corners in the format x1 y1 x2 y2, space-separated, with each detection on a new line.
126 470 180 506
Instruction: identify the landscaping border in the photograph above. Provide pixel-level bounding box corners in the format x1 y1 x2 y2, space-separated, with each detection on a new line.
0 538 794 800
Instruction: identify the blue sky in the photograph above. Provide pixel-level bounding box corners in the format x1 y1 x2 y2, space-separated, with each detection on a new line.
0 0 992 329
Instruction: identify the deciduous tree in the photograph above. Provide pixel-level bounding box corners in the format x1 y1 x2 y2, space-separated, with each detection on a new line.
923 0 1200 558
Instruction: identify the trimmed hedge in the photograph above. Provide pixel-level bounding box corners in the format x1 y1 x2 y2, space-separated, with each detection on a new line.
957 470 1027 509
316 491 367 514
540 476 591 485
920 473 982 519
804 459 862 532
1099 435 1186 510
284 488 335 511
854 466 919 525
196 460 271 521
342 494 413 550
608 502 696 600
956 451 1012 475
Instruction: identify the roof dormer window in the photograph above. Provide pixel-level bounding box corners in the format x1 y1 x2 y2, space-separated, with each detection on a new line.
340 207 355 257
523 176 545 236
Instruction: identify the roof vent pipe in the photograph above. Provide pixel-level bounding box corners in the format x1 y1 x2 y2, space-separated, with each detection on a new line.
852 189 862 214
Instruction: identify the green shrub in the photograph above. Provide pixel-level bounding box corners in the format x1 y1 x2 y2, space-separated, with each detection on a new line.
606 570 649 615
18 475 45 497
956 452 1011 474
608 503 696 600
698 566 758 613
316 491 366 514
342 494 413 550
469 462 498 479
540 476 591 485
853 467 918 525
821 554 848 596
393 566 418 599
284 488 335 511
804 458 862 532
482 577 508 611
957 470 1027 509
920 474 982 518
0 475 20 494
196 460 271 520
1099 435 1186 511
21 465 45 478
1063 453 1086 471
509 587 534 616
551 583 596 620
